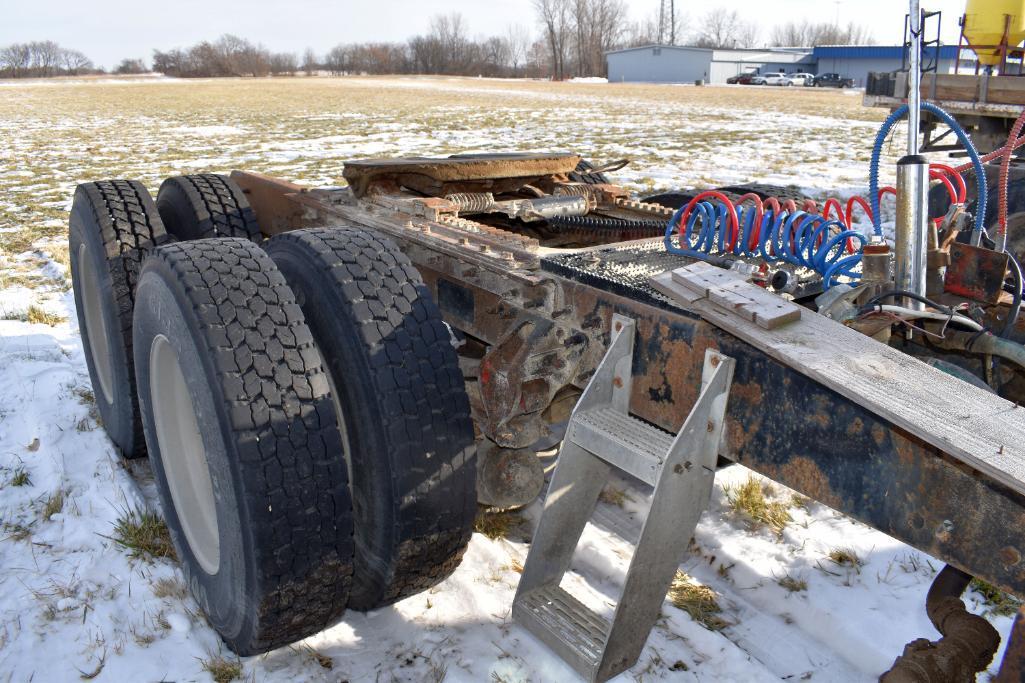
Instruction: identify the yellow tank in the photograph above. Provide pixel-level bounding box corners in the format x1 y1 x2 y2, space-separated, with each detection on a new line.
963 0 1025 66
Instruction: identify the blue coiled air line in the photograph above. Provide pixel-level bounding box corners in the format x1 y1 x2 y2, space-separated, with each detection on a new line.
869 102 987 236
664 201 866 288
665 101 989 289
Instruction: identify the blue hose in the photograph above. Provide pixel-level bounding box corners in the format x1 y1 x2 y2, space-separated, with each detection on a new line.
664 101 987 290
664 202 866 288
869 102 987 236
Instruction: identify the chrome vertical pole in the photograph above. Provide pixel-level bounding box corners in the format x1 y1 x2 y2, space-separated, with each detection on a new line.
908 0 922 156
894 0 928 310
894 157 930 306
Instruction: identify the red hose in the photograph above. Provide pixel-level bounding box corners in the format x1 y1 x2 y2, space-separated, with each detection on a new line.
670 169 960 256
999 110 1025 237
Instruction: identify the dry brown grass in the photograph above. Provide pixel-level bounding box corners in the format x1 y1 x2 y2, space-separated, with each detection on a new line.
111 509 176 560
827 547 863 569
152 576 187 600
201 654 242 683
668 570 728 631
723 476 792 537
41 489 65 520
25 305 65 326
473 507 521 540
777 574 808 593
0 76 884 269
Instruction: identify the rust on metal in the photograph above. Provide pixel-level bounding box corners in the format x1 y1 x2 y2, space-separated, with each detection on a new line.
995 605 1025 681
882 565 1000 682
342 153 581 198
236 164 1025 603
230 170 310 236
944 242 1010 303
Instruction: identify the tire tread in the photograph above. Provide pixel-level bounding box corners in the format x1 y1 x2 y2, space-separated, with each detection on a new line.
143 238 353 653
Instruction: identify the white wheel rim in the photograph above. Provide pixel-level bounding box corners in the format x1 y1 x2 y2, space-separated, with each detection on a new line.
79 243 114 404
150 334 219 574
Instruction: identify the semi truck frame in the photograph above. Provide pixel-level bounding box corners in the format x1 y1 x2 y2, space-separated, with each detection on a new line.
68 152 1025 680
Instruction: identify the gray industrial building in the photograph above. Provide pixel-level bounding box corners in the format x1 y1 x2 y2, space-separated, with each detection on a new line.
606 44 964 87
606 45 813 84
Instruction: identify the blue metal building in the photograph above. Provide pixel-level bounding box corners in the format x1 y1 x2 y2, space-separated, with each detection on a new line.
812 45 963 87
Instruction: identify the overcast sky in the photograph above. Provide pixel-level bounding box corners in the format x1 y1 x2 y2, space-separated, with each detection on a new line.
2 0 968 69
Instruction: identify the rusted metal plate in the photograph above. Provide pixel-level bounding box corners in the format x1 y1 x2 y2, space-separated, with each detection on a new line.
343 153 581 197
945 242 1009 304
230 170 310 236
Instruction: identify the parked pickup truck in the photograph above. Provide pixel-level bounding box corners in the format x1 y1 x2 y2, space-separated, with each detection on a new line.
813 73 855 88
726 72 759 85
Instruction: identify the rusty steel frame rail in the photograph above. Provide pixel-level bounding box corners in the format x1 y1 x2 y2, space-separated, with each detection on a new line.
233 170 1025 602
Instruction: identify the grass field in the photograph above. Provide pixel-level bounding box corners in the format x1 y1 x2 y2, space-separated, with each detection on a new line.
10 76 996 683
0 75 892 258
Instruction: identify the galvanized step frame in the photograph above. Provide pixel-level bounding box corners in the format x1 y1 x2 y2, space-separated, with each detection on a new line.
512 314 735 682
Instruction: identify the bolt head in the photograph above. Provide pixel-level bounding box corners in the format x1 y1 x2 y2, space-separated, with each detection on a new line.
613 377 623 388
710 355 720 367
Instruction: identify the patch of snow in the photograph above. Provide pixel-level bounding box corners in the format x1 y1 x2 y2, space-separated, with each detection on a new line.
165 125 248 137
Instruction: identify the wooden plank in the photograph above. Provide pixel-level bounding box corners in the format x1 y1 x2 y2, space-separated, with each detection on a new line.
671 266 802 330
649 271 702 304
650 264 1025 497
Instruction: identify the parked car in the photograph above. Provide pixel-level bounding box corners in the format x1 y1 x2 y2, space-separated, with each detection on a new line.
749 74 769 85
764 73 793 87
787 72 815 86
727 72 759 85
813 73 856 88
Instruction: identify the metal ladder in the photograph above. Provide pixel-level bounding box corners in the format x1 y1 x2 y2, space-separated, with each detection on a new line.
512 314 735 682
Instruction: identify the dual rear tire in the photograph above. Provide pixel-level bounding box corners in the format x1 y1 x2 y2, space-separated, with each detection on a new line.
70 176 476 654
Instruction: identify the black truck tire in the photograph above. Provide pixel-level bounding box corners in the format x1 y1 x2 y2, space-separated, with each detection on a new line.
69 180 170 459
265 228 476 611
156 174 261 242
132 238 354 655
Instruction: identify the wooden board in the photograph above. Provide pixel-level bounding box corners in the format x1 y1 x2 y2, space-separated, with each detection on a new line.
650 264 1025 496
671 265 802 329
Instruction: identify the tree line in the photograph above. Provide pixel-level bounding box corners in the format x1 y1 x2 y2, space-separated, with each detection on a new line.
0 41 95 78
1 11 875 81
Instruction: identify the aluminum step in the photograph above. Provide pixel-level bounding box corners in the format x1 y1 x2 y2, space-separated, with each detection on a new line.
513 315 735 682
572 407 672 486
513 585 610 680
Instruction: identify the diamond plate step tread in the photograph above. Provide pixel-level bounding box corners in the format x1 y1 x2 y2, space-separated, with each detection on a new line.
573 407 673 485
514 585 610 678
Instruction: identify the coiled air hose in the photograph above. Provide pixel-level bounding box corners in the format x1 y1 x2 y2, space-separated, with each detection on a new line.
663 191 866 287
662 102 987 289
869 102 987 237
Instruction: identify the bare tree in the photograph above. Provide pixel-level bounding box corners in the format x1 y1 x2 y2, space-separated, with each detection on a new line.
302 48 317 75
691 9 758 49
61 50 93 75
269 52 298 76
506 24 532 76
115 58 147 74
1 44 32 77
770 20 873 46
534 0 572 79
30 41 63 77
0 41 102 78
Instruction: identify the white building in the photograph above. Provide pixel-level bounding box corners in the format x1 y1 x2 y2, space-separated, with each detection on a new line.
606 45 815 84
605 44 965 87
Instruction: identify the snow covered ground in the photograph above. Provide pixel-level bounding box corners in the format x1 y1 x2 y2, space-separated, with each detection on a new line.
0 76 1018 682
